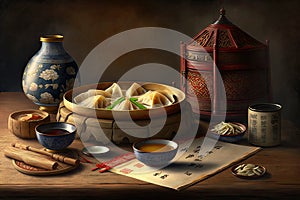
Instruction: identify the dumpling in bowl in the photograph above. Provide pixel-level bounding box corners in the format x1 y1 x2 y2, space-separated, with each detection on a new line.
74 89 111 104
137 91 173 108
105 83 123 99
125 82 146 97
112 98 138 110
155 90 177 103
78 95 110 109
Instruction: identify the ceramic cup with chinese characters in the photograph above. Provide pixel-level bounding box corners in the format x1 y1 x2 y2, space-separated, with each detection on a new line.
248 103 282 147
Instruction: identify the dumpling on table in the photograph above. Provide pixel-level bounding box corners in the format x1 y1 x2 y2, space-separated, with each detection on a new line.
77 95 110 109
137 91 173 108
74 89 111 104
105 83 123 99
125 82 146 97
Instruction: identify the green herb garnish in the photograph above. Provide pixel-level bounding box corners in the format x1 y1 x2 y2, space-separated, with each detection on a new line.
129 97 147 110
106 97 125 110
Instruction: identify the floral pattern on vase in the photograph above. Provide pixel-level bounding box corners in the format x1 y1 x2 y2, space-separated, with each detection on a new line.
22 35 79 108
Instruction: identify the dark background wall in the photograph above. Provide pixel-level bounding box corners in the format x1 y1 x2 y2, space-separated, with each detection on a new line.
0 0 299 125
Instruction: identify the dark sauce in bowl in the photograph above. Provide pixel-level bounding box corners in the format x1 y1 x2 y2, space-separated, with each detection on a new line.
43 129 70 136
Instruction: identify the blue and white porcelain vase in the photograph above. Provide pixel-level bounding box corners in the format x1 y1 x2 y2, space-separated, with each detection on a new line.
22 35 78 113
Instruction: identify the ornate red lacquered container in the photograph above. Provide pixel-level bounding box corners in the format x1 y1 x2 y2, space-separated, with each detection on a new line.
180 9 271 121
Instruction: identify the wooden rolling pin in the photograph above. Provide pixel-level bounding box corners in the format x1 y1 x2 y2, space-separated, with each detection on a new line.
12 143 80 166
4 147 58 170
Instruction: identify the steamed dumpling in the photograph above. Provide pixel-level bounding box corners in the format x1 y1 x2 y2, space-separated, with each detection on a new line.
105 83 123 99
73 83 176 111
78 95 109 108
112 98 138 110
74 89 111 104
137 91 172 108
125 82 146 97
155 90 177 103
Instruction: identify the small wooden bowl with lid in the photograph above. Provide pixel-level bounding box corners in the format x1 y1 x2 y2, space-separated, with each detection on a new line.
8 110 50 139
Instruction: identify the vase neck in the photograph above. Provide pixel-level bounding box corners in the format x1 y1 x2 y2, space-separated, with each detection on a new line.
40 42 67 56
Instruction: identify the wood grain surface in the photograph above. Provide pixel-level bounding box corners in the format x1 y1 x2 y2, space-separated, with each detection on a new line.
0 92 299 199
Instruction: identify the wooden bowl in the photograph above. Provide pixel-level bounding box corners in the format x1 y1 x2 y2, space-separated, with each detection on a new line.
63 82 186 120
8 110 50 139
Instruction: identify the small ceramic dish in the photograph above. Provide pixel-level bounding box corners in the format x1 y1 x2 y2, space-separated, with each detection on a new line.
8 109 50 139
231 163 266 179
82 146 110 157
133 139 178 168
208 122 247 143
35 122 76 151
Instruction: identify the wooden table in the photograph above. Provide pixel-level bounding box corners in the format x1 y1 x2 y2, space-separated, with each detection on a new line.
0 92 299 199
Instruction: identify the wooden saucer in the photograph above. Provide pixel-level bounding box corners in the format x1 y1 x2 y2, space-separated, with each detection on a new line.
12 149 80 176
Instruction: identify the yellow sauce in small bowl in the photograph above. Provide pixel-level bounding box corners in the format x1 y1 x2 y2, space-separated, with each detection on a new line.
133 139 179 167
138 143 175 153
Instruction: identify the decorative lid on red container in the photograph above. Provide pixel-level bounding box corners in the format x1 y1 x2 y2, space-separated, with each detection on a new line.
187 8 266 51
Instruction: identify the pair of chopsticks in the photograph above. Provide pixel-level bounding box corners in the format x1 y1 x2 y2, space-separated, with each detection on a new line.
76 151 110 172
4 143 80 170
92 153 135 173
92 163 111 173
11 143 79 165
77 151 95 164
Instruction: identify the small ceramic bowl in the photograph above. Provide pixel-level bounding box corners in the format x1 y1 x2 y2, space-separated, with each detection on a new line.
82 146 110 157
133 139 178 168
8 109 50 139
35 122 76 151
231 163 266 179
208 122 247 143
